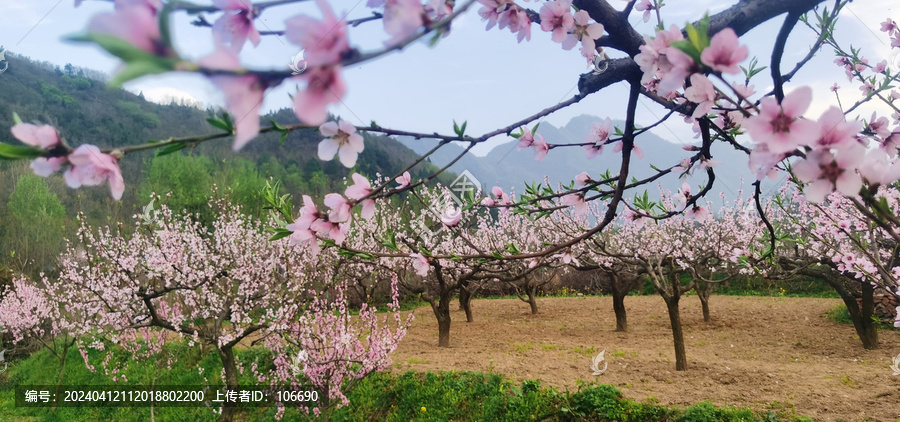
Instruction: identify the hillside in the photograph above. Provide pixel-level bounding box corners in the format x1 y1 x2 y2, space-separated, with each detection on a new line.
0 51 446 277
399 114 784 203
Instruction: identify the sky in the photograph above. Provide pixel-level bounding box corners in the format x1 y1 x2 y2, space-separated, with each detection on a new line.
0 0 897 156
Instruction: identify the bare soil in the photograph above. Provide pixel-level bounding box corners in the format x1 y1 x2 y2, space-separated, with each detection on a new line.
391 295 900 421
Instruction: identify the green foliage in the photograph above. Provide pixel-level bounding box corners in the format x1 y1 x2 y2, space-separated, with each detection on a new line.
1 341 815 422
139 153 214 216
676 401 756 422
117 101 161 128
1 174 66 275
825 304 899 330
40 82 78 107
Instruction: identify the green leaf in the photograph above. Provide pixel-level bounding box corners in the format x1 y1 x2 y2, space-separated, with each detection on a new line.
270 119 287 131
279 132 288 146
158 2 175 49
11 112 23 125
207 117 233 132
154 143 187 157
669 40 702 64
68 33 162 63
268 230 292 241
0 143 44 160
109 60 172 88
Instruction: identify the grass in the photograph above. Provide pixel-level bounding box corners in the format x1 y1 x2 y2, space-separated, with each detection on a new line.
0 341 816 422
824 304 899 330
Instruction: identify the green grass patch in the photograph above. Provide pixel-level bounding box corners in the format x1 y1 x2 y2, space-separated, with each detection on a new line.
1 341 815 421
824 304 898 330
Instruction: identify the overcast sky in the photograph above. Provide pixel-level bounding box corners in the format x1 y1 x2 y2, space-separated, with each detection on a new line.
0 0 896 156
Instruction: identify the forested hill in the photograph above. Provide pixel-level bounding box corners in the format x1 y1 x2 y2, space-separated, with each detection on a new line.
0 52 446 278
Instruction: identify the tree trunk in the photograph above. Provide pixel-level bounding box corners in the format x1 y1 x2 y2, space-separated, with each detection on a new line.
809 268 878 350
699 294 711 322
51 339 71 413
433 295 452 347
664 296 687 371
858 282 878 349
459 288 474 323
527 286 539 315
612 292 628 332
216 346 240 422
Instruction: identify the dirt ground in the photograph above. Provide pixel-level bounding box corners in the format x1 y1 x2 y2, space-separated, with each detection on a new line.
391 295 900 421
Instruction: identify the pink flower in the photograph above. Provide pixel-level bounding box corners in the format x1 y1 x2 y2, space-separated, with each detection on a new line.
285 0 350 66
563 10 604 56
633 25 685 91
561 193 587 214
575 171 591 187
685 205 711 222
583 143 602 159
881 18 898 35
623 209 645 228
684 74 716 119
492 186 511 203
87 5 162 54
324 193 352 223
859 80 876 95
383 0 425 46
440 205 462 227
532 134 549 161
476 0 508 30
410 253 430 276
64 145 125 200
810 107 861 150
287 201 321 257
345 173 376 219
657 47 694 94
612 140 643 159
498 6 532 43
792 144 865 202
311 219 348 244
517 127 536 150
539 0 575 44
700 28 747 74
830 83 840 92
396 171 412 188
868 112 891 139
588 118 612 144
199 47 264 151
31 158 68 177
319 120 364 167
859 148 900 185
294 65 346 126
744 86 816 154
874 60 888 74
11 123 61 149
677 182 691 207
634 0 653 23
747 143 784 180
211 0 261 52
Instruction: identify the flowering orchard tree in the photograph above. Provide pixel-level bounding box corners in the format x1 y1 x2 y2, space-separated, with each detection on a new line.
572 188 764 370
0 277 77 402
4 0 900 368
768 187 900 349
264 276 411 420
21 197 405 422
